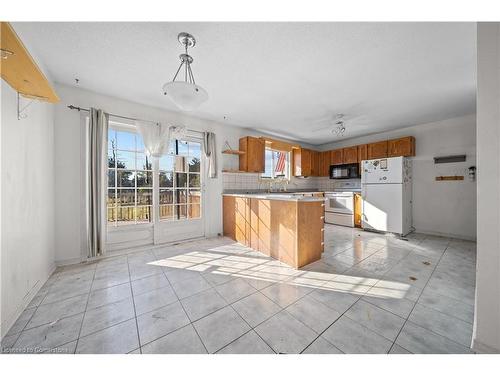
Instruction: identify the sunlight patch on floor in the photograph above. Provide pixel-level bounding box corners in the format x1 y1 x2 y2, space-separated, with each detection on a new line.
146 243 411 300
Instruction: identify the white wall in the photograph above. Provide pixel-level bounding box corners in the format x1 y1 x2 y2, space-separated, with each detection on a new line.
1 81 56 338
473 22 500 354
53 84 315 264
318 114 477 240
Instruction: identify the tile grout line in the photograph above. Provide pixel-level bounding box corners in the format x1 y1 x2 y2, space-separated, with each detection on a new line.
122 245 279 352
6 233 475 354
156 250 210 354
386 239 456 353
210 282 276 354
7 264 96 351
220 277 334 354
6 269 62 350
73 262 98 354
301 236 430 354
126 253 144 354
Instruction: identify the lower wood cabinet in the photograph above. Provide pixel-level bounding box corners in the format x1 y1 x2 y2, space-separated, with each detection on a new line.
223 196 251 246
223 195 324 268
354 193 362 228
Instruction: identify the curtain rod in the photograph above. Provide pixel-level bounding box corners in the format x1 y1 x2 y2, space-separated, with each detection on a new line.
67 105 205 135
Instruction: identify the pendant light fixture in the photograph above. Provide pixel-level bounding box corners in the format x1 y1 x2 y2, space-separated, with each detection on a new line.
162 32 208 111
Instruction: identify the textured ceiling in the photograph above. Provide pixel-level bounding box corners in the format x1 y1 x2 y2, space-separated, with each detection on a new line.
13 22 476 145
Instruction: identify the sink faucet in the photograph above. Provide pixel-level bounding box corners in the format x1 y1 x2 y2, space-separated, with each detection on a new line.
258 177 290 193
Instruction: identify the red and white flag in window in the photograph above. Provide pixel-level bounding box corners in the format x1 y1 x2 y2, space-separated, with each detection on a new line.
275 151 286 174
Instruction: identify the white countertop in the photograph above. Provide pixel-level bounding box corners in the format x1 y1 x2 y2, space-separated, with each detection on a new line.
222 193 325 202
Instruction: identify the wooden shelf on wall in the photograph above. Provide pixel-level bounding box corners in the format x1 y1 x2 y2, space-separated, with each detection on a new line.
436 176 464 181
222 149 246 155
0 22 59 103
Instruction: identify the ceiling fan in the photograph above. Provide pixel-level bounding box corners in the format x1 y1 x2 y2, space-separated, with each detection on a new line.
311 113 348 136
310 112 369 137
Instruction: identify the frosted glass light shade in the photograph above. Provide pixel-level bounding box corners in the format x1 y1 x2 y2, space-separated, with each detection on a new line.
162 81 208 111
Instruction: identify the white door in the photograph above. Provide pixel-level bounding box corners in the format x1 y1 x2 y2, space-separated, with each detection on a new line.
362 184 403 234
155 138 205 244
362 157 404 184
105 123 205 251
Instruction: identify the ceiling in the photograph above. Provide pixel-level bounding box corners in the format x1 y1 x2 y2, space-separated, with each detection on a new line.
13 22 476 145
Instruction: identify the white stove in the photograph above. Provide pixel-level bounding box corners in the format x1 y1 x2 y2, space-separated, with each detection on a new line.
324 191 355 227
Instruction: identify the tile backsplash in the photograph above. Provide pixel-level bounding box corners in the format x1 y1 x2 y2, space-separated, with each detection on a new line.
222 173 361 192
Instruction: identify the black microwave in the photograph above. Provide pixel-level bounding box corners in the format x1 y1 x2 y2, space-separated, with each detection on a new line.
330 163 360 179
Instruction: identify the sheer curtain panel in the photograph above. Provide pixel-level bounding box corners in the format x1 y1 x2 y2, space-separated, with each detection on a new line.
203 132 217 178
135 121 172 158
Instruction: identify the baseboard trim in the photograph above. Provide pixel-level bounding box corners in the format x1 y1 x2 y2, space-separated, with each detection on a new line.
414 228 476 242
53 235 219 267
55 256 84 267
1 263 56 340
471 338 500 353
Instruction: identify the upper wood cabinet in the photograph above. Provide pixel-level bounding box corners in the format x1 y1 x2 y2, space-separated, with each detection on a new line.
330 149 344 165
342 146 358 164
311 151 320 176
317 136 415 168
319 151 331 177
293 148 312 176
367 141 388 160
239 136 265 172
357 144 368 163
388 136 416 157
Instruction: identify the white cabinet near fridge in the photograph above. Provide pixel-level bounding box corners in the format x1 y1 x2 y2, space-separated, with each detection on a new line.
361 156 412 236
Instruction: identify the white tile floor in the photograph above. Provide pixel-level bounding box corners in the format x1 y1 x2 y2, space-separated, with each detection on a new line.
1 225 476 354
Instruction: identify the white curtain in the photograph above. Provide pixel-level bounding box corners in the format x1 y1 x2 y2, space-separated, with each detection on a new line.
203 131 217 178
87 108 108 258
170 125 187 140
135 121 172 158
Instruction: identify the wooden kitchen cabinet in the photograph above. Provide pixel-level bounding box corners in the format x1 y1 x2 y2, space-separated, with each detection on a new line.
239 136 265 172
388 136 415 157
354 193 362 228
293 148 312 176
358 144 368 163
319 151 331 177
223 195 251 246
223 195 324 268
367 140 388 160
311 151 320 176
330 149 344 165
342 146 358 164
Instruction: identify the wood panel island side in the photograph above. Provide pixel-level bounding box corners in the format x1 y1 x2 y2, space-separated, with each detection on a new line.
222 194 325 268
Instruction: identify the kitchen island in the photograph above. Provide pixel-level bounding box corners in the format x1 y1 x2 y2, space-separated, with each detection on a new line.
222 193 325 268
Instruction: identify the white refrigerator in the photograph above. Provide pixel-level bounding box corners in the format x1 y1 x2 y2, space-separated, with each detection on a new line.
361 156 412 236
